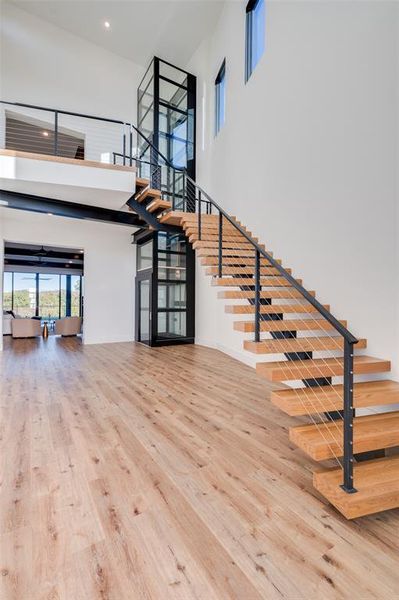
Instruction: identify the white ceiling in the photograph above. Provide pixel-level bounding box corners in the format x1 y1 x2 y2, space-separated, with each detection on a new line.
9 0 225 67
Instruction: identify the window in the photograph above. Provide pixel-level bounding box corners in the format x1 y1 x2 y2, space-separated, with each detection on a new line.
3 273 13 311
215 59 226 135
245 0 265 82
2 271 83 319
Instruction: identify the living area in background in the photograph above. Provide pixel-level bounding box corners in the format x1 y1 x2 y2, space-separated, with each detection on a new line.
2 241 83 339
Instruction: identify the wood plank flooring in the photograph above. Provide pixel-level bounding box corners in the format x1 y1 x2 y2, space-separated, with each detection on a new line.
1 337 398 599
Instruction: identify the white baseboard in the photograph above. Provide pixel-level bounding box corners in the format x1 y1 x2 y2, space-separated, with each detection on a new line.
195 337 257 369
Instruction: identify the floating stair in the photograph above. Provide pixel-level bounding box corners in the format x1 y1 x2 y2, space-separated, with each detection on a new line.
226 303 328 315
134 180 399 518
244 336 367 354
214 277 302 287
234 318 346 333
271 380 399 416
218 289 316 299
256 355 391 382
290 411 399 461
313 456 399 519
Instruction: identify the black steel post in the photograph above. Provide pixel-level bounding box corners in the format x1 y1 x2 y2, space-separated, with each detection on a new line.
129 127 133 166
172 169 176 210
341 339 357 493
54 111 59 156
218 211 223 278
254 249 260 342
123 132 126 166
198 191 202 240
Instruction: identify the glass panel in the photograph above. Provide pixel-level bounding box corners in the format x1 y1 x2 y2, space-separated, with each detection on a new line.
158 267 186 281
251 0 265 73
137 240 153 270
215 65 226 135
39 274 60 319
139 279 151 343
159 79 187 111
159 61 188 87
13 272 36 317
3 272 12 311
246 0 265 80
158 232 186 252
71 275 81 317
158 252 186 269
158 282 186 310
157 311 186 338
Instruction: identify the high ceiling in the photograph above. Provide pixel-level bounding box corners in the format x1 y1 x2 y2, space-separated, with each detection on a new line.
8 0 225 67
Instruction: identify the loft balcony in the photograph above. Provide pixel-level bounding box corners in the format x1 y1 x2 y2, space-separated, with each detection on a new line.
0 102 137 211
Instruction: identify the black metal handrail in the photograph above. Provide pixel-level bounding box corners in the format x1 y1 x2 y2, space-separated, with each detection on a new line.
0 98 358 492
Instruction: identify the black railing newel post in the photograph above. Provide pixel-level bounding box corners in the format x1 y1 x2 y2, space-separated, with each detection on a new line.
218 211 223 278
198 190 202 240
122 131 126 166
129 126 133 167
54 111 59 156
341 339 357 494
254 249 261 342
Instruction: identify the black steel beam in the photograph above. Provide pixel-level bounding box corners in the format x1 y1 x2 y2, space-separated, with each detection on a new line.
0 190 147 227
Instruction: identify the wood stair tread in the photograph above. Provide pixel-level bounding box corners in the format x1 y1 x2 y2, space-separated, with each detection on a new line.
234 318 346 333
196 248 273 257
290 410 399 461
135 187 161 203
218 289 315 299
272 379 399 415
313 455 399 518
207 266 286 276
193 241 263 250
159 210 185 226
227 303 328 315
201 256 281 266
147 198 172 213
213 277 301 287
245 336 366 354
256 355 390 382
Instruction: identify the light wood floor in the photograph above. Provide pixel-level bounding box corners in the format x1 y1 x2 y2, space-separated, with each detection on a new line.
1 337 398 600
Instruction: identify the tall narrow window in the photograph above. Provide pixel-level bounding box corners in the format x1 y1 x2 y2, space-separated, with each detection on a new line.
215 59 226 135
245 0 265 82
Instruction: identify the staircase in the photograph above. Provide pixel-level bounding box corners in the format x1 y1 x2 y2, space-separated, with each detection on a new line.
130 168 399 520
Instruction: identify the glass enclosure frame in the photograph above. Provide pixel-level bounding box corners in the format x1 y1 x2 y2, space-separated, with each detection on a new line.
135 229 195 346
137 57 197 205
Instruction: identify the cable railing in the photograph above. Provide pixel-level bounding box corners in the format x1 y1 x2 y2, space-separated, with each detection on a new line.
0 99 359 494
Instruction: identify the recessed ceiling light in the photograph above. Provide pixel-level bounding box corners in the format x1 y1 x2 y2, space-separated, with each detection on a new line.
42 131 49 137
68 260 73 263
47 212 53 216
104 21 110 29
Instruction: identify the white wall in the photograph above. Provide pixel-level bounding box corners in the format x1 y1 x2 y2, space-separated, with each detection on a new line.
0 209 136 348
0 3 144 121
189 1 399 379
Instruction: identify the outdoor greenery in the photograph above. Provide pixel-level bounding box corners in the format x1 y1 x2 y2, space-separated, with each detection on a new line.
3 281 81 318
